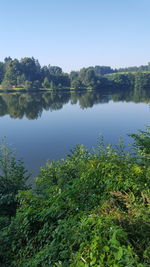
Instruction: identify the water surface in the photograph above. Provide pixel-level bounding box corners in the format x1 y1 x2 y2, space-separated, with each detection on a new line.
0 88 150 178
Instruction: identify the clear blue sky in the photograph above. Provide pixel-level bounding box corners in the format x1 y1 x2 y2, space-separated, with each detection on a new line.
0 0 150 72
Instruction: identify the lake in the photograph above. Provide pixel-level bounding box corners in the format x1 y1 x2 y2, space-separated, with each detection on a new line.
0 88 150 179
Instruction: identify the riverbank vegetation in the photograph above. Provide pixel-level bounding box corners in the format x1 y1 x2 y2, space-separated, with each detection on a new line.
0 129 150 266
1 57 150 91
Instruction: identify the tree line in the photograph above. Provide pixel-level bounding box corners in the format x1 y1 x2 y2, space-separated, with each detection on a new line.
0 57 70 90
1 57 150 90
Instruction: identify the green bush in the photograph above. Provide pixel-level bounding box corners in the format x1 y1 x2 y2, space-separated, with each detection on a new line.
0 141 29 266
1 133 150 266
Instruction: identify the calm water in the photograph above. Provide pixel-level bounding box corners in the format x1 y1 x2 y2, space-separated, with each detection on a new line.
0 88 150 178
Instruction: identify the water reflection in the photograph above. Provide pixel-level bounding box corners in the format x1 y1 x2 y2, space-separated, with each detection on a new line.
0 87 150 120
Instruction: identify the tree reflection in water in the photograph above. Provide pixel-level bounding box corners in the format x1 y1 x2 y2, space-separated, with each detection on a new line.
0 87 150 120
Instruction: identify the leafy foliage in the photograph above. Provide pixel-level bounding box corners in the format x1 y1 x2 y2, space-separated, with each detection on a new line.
0 131 150 266
0 141 29 217
0 57 70 90
0 141 29 266
1 57 150 91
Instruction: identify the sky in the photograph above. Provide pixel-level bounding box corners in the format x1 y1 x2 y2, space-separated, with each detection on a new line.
0 0 150 72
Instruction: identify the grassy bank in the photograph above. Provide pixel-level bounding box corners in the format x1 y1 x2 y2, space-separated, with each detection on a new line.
0 85 92 93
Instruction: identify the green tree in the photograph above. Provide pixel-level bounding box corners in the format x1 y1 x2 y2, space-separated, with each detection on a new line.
71 78 82 89
0 62 4 83
42 77 50 88
48 65 62 75
0 141 29 217
23 80 33 90
20 57 41 82
2 59 21 88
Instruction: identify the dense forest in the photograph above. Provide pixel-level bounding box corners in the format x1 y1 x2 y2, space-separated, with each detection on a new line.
0 129 150 266
1 57 150 90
